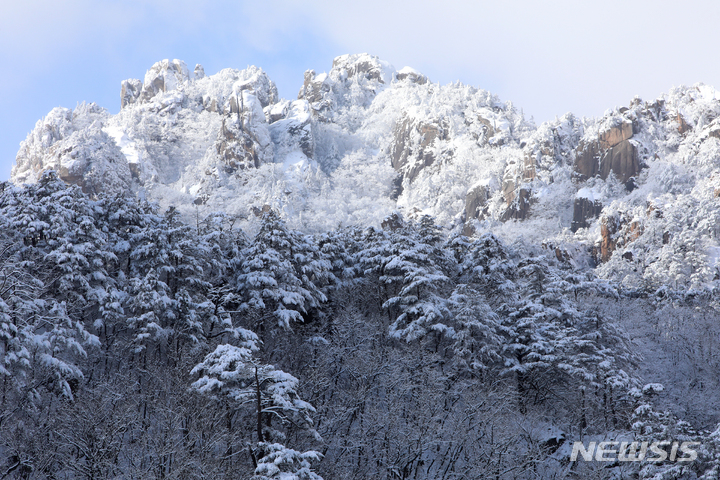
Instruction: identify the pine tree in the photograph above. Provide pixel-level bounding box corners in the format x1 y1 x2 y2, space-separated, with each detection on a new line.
125 206 218 359
192 342 323 479
498 257 581 412
446 283 502 373
234 211 330 332
0 174 100 402
357 214 451 342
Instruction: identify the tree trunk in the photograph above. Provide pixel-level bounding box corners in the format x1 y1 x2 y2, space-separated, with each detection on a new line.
256 365 263 443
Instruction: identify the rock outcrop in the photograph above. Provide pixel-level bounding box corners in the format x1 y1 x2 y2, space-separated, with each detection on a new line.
140 59 192 104
120 78 143 109
465 183 490 220
120 60 278 115
498 153 537 221
12 103 131 195
676 113 691 134
390 117 448 183
298 53 394 123
575 120 640 187
213 90 273 173
395 67 427 85
501 187 532 221
599 213 643 263
571 197 603 232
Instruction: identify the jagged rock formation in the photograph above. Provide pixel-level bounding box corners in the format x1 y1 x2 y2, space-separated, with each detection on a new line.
574 119 641 188
390 116 448 183
599 212 644 263
571 197 603 233
298 53 393 125
465 181 492 221
12 56 720 289
12 103 131 195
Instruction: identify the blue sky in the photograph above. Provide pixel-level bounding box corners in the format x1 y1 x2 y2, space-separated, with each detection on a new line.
3 0 720 181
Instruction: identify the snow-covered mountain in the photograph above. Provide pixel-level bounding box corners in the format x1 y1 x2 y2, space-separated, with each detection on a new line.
12 53 720 290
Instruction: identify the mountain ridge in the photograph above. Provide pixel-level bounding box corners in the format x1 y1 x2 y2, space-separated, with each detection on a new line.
11 53 720 291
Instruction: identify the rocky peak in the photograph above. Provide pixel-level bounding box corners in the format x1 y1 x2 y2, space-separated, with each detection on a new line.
13 112 130 196
210 88 274 175
395 67 428 85
331 53 394 85
121 60 278 112
143 59 191 99
221 66 278 109
298 53 395 121
120 59 190 108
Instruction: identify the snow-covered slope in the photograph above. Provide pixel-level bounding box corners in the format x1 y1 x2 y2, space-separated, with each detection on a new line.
12 54 720 290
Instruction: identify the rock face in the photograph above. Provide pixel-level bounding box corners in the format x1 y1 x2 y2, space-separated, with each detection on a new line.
141 59 192 103
599 121 633 149
501 187 532 221
600 139 639 185
599 213 643 263
120 79 143 109
465 184 489 220
214 90 273 172
571 197 603 232
677 114 690 134
575 121 640 186
497 153 537 221
390 117 448 182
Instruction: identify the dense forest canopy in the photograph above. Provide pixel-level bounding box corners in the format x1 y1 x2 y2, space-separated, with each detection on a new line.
1 172 720 479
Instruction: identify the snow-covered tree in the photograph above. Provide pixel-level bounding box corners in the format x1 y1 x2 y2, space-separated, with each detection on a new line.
446 283 502 373
124 206 218 359
252 442 323 480
234 210 330 332
0 176 100 402
192 342 323 479
358 214 451 342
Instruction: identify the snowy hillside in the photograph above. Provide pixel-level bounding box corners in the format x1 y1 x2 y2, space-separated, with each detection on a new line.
7 54 720 479
12 54 720 290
